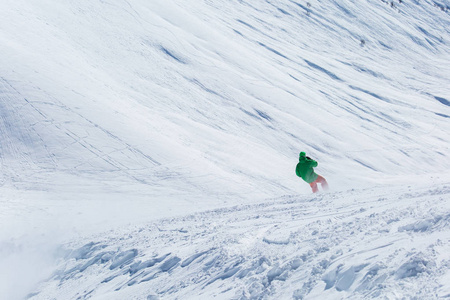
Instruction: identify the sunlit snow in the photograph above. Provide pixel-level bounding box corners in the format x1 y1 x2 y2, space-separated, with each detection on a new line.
1 0 449 299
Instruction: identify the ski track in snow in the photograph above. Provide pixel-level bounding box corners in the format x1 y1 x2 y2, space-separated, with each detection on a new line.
29 185 450 299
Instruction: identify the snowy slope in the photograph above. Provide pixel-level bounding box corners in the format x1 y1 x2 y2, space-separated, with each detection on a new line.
1 0 450 299
28 184 450 299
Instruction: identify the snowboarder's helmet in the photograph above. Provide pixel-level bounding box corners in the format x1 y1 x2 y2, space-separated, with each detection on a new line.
299 152 306 158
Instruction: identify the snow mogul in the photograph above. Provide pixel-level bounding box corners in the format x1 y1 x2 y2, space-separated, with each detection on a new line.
296 152 329 193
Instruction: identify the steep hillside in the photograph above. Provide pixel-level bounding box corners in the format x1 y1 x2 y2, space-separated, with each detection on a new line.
1 0 449 196
1 0 449 299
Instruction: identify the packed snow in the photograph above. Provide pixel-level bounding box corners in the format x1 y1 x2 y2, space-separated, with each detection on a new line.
1 0 449 299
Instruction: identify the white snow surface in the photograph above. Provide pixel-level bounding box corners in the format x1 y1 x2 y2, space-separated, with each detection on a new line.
0 0 449 299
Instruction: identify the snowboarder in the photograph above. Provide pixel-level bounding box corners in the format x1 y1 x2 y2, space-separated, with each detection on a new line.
296 152 329 193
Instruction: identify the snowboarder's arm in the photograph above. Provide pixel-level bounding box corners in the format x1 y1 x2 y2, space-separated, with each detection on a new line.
307 158 318 168
295 163 301 177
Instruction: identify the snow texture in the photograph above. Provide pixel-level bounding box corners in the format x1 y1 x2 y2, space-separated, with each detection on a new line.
0 0 449 299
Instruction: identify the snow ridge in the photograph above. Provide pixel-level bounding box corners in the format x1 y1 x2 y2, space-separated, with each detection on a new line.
30 185 450 299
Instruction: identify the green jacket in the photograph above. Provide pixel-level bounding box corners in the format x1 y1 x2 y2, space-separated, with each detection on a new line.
296 153 318 183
